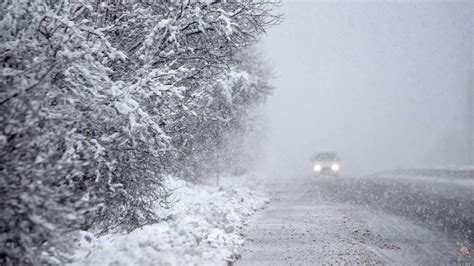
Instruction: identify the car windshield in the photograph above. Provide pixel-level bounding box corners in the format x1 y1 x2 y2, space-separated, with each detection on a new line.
313 152 337 161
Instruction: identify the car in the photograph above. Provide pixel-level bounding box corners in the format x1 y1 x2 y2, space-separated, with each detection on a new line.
311 152 341 176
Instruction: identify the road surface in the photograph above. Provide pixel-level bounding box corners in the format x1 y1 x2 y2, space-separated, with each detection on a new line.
238 173 474 265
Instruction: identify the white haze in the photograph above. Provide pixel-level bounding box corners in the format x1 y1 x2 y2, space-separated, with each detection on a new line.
261 0 473 177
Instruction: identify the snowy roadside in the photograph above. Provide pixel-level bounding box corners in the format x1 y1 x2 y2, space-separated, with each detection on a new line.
70 175 269 266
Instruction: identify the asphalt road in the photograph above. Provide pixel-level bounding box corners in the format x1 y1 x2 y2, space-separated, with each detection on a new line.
238 173 474 265
320 171 474 242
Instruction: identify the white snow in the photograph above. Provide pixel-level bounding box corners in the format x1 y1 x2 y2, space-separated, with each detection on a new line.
70 175 269 266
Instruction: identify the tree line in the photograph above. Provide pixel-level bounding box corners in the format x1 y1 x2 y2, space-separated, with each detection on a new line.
0 0 280 264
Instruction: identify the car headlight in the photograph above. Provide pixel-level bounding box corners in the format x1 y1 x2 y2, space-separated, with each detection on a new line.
313 164 322 172
331 163 340 172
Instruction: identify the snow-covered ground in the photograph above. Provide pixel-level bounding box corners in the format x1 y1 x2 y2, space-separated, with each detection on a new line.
319 172 474 242
239 177 473 265
70 175 269 266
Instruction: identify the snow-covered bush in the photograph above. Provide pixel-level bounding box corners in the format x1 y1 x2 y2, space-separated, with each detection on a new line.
0 0 280 264
171 47 275 180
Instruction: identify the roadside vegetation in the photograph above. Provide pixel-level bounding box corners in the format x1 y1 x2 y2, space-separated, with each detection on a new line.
0 1 280 264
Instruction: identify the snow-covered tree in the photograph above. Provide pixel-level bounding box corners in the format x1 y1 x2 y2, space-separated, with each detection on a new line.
170 46 275 180
0 0 280 264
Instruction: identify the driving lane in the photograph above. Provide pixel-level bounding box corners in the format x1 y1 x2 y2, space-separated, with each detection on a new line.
238 176 473 265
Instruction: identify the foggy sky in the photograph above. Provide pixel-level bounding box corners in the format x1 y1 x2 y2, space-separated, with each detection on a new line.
261 0 473 177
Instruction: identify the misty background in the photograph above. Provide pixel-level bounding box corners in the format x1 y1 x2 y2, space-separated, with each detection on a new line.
260 0 473 177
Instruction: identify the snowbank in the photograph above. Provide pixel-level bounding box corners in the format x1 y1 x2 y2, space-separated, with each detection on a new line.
70 175 268 266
